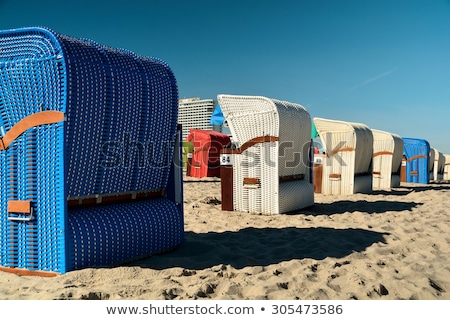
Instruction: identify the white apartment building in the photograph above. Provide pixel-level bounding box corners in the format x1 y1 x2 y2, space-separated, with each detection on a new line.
178 97 215 140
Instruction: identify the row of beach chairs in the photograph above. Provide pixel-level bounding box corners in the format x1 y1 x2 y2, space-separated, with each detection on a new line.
0 27 448 275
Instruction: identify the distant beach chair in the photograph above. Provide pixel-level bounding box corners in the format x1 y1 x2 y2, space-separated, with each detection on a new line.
432 148 445 182
428 148 436 181
182 141 194 171
402 137 431 184
218 94 314 214
444 155 450 181
313 118 373 195
371 129 404 190
0 27 183 275
185 129 231 178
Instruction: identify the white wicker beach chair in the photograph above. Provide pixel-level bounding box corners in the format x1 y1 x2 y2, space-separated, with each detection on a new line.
217 94 314 214
432 148 445 181
371 129 404 190
313 118 373 195
429 148 436 181
444 155 450 181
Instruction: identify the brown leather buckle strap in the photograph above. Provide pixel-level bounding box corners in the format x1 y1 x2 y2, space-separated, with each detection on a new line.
239 136 279 153
243 177 260 185
327 147 355 158
0 266 58 277
0 111 65 151
224 136 279 154
7 200 33 221
373 151 393 157
405 155 427 162
8 200 32 214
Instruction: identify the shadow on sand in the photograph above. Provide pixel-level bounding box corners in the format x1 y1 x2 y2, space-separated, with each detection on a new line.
183 179 221 183
371 189 414 196
131 227 388 270
302 200 423 216
395 181 450 191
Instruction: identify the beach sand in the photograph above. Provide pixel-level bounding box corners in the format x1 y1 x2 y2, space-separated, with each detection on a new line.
1 176 449 300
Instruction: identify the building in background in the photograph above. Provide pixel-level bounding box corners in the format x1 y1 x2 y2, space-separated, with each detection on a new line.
178 97 215 140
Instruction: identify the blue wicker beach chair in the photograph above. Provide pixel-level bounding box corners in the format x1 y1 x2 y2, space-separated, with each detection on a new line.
402 137 430 185
0 27 183 275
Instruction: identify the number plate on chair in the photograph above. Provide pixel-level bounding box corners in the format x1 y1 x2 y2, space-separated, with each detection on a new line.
220 154 233 166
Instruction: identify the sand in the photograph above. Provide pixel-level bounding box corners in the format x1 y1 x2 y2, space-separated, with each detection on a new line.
0 176 449 300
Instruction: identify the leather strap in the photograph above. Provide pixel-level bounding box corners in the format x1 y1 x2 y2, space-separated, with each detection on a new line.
373 151 393 157
240 136 278 153
223 136 279 154
8 200 32 214
243 177 260 185
405 155 427 162
327 147 355 157
0 266 58 277
0 111 64 151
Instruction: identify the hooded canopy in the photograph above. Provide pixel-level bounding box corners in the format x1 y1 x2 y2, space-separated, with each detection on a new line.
209 104 226 125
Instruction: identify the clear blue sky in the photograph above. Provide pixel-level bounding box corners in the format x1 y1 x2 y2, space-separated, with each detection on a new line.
1 0 450 153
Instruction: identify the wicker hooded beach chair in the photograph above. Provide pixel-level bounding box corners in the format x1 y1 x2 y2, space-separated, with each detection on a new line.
185 129 231 178
432 148 445 182
428 148 436 181
371 129 404 190
0 27 183 275
218 94 314 214
313 118 373 195
402 137 430 184
444 154 450 181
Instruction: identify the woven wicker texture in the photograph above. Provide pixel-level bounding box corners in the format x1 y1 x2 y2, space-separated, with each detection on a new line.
438 152 446 180
372 129 404 190
402 137 430 184
313 118 373 195
428 148 436 181
0 27 182 273
67 198 183 270
432 148 445 181
218 95 313 214
444 154 450 181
